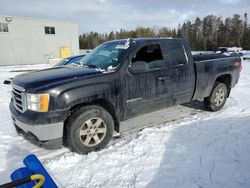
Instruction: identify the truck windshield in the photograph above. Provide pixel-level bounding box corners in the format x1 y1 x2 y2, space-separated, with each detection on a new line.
79 41 129 70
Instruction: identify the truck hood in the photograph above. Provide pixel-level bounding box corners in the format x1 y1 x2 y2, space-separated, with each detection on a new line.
13 66 103 91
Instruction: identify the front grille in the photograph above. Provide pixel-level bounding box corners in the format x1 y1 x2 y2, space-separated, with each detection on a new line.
12 84 26 112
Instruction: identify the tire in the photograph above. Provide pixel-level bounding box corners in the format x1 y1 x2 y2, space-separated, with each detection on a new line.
204 82 228 112
65 105 114 154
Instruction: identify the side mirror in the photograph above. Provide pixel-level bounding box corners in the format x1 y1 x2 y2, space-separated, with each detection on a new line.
107 65 115 72
128 61 148 73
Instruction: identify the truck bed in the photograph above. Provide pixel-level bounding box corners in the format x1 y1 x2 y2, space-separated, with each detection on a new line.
192 53 241 100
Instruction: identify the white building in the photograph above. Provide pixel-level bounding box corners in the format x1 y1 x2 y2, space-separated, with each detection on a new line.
0 16 79 65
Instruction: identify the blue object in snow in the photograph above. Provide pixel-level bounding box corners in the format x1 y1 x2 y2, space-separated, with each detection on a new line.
11 167 35 188
9 154 58 188
23 154 58 188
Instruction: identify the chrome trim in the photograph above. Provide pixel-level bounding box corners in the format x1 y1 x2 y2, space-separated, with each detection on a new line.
11 83 25 92
11 83 26 113
126 97 143 103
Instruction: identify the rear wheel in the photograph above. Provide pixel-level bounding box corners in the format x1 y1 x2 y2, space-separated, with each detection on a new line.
204 82 228 111
65 105 114 154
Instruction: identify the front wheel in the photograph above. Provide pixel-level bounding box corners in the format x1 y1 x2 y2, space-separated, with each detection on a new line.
65 105 114 154
204 82 228 111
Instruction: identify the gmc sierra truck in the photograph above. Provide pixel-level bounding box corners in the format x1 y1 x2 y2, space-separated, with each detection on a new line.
10 38 241 154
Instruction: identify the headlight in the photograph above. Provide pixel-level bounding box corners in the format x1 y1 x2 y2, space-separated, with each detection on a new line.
27 93 50 112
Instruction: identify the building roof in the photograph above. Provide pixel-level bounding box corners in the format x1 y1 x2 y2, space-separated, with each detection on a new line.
0 15 77 24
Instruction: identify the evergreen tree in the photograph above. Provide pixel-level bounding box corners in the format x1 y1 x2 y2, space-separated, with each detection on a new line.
78 13 250 50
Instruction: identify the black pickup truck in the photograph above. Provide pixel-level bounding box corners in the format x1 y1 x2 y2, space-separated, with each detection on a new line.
10 38 241 154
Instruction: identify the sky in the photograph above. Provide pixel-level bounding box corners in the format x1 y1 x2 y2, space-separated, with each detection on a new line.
0 0 249 34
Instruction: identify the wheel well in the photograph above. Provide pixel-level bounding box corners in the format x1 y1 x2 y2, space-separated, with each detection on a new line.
66 99 120 133
215 74 232 95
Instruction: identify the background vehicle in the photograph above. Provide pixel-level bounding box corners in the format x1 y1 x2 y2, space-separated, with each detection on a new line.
243 51 250 60
53 55 85 66
3 55 85 85
10 38 241 154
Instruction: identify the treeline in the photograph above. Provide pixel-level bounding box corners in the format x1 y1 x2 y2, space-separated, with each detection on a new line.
79 13 250 50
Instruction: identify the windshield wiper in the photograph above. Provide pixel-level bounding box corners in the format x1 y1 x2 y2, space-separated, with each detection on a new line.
82 63 97 68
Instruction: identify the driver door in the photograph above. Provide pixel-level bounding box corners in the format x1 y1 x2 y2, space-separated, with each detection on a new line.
121 43 173 119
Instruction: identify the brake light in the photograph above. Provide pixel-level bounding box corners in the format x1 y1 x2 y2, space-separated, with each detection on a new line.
234 61 242 72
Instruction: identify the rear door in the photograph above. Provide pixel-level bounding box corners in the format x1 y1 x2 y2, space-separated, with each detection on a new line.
121 42 173 119
163 40 195 104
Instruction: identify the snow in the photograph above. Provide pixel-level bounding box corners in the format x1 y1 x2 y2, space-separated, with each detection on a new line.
0 62 250 187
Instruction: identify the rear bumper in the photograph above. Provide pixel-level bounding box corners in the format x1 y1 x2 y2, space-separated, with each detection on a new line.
10 101 64 149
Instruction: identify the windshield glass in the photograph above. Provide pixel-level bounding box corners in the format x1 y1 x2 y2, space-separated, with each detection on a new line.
80 41 130 70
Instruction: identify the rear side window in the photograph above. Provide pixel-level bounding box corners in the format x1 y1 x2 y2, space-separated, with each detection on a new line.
166 41 187 66
132 44 165 70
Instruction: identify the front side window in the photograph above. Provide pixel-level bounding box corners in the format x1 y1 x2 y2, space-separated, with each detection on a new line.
131 44 164 70
0 23 9 32
45 26 55 34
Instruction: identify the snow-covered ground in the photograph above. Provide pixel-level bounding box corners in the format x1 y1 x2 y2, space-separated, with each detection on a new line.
0 62 250 188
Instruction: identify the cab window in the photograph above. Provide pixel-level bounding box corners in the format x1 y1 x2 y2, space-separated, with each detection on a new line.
132 44 165 70
166 41 187 66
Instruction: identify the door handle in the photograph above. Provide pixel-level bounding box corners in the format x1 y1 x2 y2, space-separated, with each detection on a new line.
157 76 170 81
175 64 184 67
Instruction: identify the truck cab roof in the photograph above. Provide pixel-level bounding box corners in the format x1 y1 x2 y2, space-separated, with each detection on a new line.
104 38 184 45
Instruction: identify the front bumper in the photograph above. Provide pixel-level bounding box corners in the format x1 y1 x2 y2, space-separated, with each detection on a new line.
10 101 64 149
